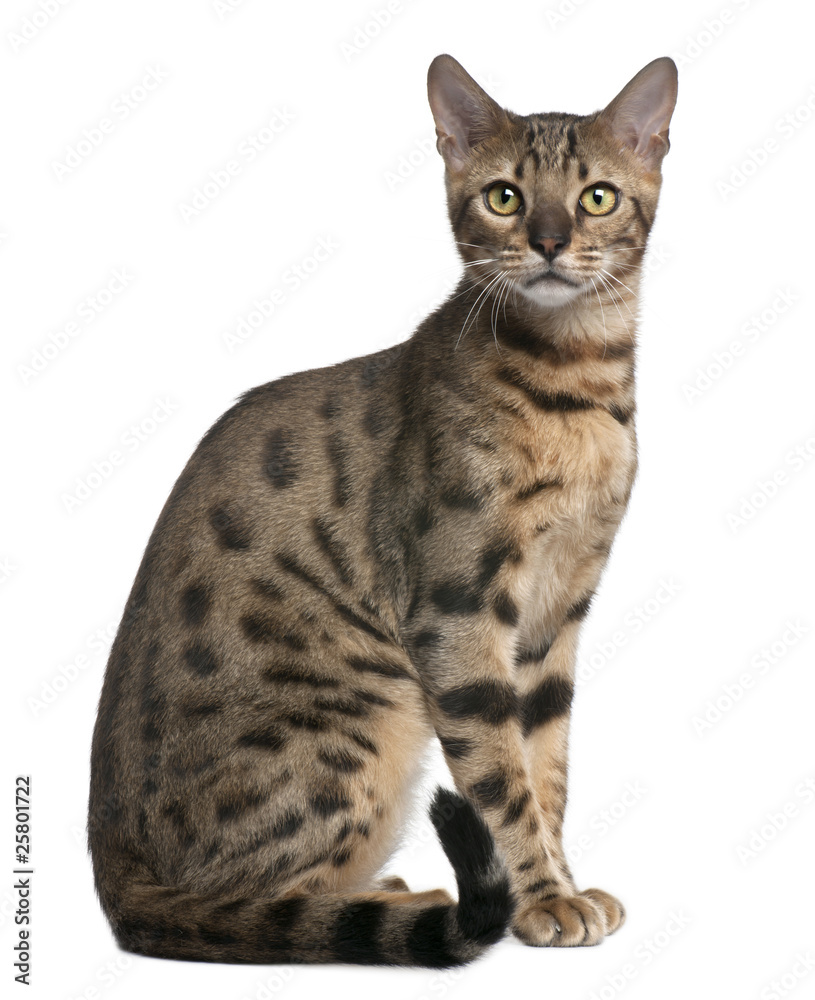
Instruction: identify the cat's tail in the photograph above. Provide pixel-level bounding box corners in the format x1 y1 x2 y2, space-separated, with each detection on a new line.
107 787 513 967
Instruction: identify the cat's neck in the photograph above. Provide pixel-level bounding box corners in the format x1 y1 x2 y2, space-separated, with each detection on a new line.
447 273 640 365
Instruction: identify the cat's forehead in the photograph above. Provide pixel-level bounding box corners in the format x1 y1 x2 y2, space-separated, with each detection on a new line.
479 110 616 195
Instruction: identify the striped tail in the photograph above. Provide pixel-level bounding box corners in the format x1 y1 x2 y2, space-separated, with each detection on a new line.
105 788 512 967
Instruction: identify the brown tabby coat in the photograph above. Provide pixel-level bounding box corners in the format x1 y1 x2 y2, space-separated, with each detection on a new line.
89 54 677 966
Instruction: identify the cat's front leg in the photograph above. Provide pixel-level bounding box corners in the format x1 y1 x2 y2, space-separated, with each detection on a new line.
406 612 615 948
514 622 626 945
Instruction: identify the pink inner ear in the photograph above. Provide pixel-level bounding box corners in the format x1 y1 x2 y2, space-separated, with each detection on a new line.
427 55 506 170
601 58 677 166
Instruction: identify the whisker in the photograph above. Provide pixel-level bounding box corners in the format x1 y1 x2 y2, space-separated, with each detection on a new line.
594 273 636 347
598 268 638 299
595 272 631 339
588 276 608 360
456 269 504 349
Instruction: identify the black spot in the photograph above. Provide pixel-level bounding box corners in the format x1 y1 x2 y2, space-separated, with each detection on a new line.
414 502 436 535
332 846 353 867
493 591 519 626
363 398 389 438
334 819 355 844
334 900 386 964
430 581 483 615
406 906 459 968
263 663 340 688
251 578 284 602
411 630 441 651
345 731 379 755
439 481 486 511
438 734 473 760
318 748 365 773
238 725 288 752
503 791 530 826
565 592 594 623
498 324 559 360
525 878 559 897
310 789 351 817
437 681 517 725
327 431 352 507
216 789 269 824
261 896 306 949
183 643 220 677
498 367 595 413
161 800 189 831
263 427 298 488
515 638 552 666
270 810 304 839
209 504 252 551
352 689 394 708
516 858 536 872
313 696 369 718
211 898 250 918
629 194 653 232
578 161 588 179
565 121 578 161
608 403 633 425
312 517 353 586
181 584 210 625
471 770 511 808
521 676 574 736
182 700 223 718
345 655 410 680
320 394 340 420
276 552 394 645
516 478 563 501
476 539 521 588
281 710 329 731
240 612 307 650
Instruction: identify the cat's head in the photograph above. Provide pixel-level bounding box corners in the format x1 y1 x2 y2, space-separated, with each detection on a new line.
427 55 677 310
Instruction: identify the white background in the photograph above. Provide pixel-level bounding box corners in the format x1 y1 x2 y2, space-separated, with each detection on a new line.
3 0 814 998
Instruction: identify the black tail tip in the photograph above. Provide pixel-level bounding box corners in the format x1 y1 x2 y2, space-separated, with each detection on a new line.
429 786 496 877
428 786 514 946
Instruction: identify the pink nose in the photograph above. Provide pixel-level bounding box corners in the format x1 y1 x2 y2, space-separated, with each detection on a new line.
535 235 570 261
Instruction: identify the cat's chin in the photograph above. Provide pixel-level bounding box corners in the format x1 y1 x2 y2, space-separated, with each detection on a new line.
515 277 585 310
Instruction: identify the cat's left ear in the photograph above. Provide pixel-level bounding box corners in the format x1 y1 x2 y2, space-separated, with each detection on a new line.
597 57 678 172
427 55 508 173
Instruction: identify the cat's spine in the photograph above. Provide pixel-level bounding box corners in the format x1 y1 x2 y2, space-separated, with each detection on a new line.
102 788 513 967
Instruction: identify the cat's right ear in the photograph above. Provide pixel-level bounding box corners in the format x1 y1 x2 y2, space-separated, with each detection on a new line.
427 55 507 174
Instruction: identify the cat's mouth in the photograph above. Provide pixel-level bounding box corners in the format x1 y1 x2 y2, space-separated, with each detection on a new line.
525 269 580 289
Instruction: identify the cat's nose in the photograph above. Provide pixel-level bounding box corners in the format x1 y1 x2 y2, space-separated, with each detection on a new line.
528 204 572 262
535 235 570 262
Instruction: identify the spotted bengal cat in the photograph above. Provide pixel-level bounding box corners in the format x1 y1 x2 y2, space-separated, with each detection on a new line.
89 53 678 966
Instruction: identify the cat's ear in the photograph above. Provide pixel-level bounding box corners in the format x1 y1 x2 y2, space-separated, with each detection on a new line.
597 57 678 171
427 55 508 173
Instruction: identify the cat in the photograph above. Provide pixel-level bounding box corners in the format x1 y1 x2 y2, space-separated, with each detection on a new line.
88 53 677 967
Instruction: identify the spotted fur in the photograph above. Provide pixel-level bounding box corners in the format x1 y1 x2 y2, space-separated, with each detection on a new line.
89 54 677 965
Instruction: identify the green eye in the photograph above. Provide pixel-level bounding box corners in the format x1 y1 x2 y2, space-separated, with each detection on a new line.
486 183 523 216
579 184 618 216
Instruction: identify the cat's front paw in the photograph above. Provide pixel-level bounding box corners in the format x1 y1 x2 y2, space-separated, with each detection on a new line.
512 888 625 947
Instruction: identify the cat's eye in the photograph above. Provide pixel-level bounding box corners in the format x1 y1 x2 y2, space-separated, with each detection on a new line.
578 184 619 216
485 183 523 216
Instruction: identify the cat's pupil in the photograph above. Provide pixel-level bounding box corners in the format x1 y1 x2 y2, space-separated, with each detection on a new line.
501 188 512 203
592 189 604 205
